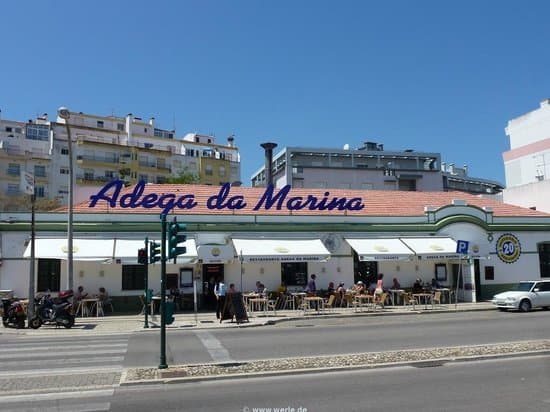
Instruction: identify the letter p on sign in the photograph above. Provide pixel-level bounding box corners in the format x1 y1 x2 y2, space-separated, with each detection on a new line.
456 240 469 254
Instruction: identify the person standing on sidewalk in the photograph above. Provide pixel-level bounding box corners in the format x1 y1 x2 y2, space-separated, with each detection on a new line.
214 278 227 319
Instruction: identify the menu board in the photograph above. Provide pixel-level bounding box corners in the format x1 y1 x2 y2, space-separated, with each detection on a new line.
221 292 248 324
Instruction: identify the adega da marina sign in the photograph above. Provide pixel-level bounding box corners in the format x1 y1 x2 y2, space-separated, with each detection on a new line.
89 180 365 215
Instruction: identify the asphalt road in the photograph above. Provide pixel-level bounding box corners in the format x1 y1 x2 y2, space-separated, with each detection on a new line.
109 355 550 412
125 310 550 367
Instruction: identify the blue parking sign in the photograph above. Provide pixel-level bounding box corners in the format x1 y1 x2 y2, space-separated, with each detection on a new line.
456 240 469 254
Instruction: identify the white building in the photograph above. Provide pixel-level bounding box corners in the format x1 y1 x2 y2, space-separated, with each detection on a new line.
0 110 241 209
503 99 550 212
251 142 503 195
1 182 548 312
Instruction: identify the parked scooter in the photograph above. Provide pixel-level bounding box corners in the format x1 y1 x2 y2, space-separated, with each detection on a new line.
28 290 75 329
2 298 27 329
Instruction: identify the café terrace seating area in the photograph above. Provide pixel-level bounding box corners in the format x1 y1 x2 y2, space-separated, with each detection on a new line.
240 286 455 317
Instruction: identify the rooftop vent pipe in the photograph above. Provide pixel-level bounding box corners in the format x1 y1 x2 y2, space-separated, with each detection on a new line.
260 142 277 187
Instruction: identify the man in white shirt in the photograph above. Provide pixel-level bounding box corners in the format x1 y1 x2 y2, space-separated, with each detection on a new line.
214 278 227 319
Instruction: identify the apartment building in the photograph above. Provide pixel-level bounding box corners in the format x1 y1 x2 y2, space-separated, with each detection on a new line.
251 142 503 195
0 110 241 209
503 99 550 212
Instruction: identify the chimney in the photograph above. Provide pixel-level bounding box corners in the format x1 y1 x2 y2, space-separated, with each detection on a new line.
227 134 235 147
260 142 277 187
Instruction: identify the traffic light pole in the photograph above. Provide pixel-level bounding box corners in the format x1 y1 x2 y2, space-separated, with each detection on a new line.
159 214 168 369
144 237 149 329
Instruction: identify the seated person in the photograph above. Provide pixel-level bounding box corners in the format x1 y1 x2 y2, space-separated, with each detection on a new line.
228 283 237 293
98 287 113 312
391 277 401 289
352 281 366 294
277 281 288 294
326 281 335 295
74 285 88 301
336 282 346 305
254 281 265 294
412 278 423 293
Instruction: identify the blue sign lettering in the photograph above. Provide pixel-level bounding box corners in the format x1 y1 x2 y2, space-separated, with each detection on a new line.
88 180 366 214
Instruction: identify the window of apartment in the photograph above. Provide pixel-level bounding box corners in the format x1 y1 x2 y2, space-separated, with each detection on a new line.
61 147 69 155
117 123 124 131
34 165 46 177
37 259 61 292
361 183 374 190
311 181 327 189
5 127 12 132
122 265 146 290
144 128 147 133
292 179 304 188
97 120 104 128
219 166 226 177
538 242 550 278
35 186 45 197
384 182 396 190
338 183 351 189
15 127 22 134
7 163 20 176
105 170 115 179
60 167 69 175
139 155 148 166
84 169 94 180
7 184 20 195
139 174 148 183
58 186 69 195
205 165 213 176
25 124 49 141
156 176 166 183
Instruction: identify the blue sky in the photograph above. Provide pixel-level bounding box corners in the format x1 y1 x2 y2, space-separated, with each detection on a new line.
2 0 550 186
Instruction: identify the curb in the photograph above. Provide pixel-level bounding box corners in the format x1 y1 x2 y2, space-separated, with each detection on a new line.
120 348 550 386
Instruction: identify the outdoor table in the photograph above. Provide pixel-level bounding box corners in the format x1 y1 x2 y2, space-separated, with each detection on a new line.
248 298 268 315
291 293 306 311
303 296 324 314
81 298 102 317
388 289 405 305
412 293 433 310
435 288 451 304
353 294 373 312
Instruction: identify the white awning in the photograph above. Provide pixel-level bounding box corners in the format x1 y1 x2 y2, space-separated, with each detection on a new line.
399 237 460 260
345 238 415 261
114 239 198 264
232 238 330 263
24 238 115 261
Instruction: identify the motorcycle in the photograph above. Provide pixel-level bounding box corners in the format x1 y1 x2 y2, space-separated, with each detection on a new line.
2 298 27 329
28 290 75 329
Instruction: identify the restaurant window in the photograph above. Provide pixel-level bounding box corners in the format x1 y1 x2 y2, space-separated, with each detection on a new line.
281 262 308 287
37 259 61 292
538 242 550 278
352 250 377 285
122 265 146 290
484 266 495 280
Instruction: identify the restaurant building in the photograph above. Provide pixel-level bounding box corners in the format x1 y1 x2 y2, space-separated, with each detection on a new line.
1 181 549 310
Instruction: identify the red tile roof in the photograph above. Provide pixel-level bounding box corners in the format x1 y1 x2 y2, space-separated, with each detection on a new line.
62 183 550 218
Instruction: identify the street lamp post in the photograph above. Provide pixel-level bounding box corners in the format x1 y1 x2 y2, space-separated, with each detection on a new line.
58 107 74 291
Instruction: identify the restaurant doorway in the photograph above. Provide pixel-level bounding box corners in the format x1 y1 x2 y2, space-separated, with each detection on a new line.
474 259 481 302
353 251 378 286
202 264 224 310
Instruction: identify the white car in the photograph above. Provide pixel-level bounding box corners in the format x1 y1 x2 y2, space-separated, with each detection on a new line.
492 280 550 312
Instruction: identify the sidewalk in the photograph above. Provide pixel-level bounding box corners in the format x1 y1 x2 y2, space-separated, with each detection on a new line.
1 301 496 337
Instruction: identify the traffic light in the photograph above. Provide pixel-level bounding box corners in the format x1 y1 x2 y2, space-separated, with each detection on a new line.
168 218 187 263
149 240 161 264
137 248 147 265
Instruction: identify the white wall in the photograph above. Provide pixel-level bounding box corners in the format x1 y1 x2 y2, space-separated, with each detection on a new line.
503 180 550 213
506 100 550 149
